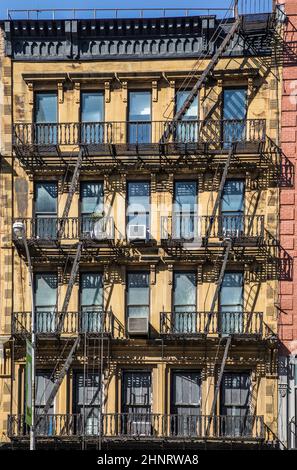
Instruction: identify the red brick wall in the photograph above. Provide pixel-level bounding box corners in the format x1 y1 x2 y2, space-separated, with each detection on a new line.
280 0 297 353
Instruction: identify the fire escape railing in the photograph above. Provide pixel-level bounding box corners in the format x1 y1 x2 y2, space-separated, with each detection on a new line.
13 119 266 147
7 413 265 440
12 308 114 336
160 311 264 338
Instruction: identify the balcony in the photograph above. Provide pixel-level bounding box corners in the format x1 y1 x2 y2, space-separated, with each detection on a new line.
160 311 264 339
7 414 265 442
12 216 115 243
12 308 114 337
13 119 266 169
161 215 265 246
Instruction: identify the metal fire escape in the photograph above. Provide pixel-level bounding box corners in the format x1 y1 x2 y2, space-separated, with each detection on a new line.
35 2 280 425
39 149 84 417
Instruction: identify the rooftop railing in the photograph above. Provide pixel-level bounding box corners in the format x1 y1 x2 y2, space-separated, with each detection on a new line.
6 2 275 20
7 413 265 440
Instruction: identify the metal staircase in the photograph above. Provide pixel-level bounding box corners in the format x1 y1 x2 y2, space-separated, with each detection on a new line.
205 147 234 241
39 336 81 417
57 149 84 239
57 242 83 333
205 335 232 436
205 240 232 334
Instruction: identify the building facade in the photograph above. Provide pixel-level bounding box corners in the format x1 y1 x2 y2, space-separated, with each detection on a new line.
0 2 291 450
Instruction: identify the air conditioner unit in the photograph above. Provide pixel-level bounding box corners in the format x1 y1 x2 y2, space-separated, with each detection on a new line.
91 218 112 240
128 317 149 335
128 224 146 240
222 228 239 239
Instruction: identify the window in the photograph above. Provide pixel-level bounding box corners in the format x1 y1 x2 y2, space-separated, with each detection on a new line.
80 182 104 236
35 371 55 435
127 272 150 321
220 372 251 437
81 92 104 144
221 179 245 237
80 273 104 333
34 182 58 239
219 272 243 335
34 273 58 333
171 371 201 436
223 88 247 146
173 272 196 333
175 91 198 142
122 371 152 436
127 181 150 240
34 92 57 144
128 91 151 143
173 181 197 240
73 372 101 436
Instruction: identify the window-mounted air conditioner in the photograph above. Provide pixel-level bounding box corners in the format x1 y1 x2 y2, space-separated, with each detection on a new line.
128 317 149 335
128 224 146 240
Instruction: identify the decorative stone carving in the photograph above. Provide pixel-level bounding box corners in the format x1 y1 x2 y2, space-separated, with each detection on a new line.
27 82 33 107
74 82 80 105
58 82 64 104
105 81 111 103
152 81 158 102
122 81 128 103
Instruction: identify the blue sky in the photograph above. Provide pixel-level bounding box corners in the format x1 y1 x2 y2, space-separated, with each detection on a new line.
1 0 235 20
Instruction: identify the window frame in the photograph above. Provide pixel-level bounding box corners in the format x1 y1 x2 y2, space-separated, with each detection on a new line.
126 270 150 325
34 91 58 124
126 180 151 240
127 90 152 144
80 90 105 123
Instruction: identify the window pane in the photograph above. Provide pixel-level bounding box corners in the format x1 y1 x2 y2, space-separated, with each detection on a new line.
127 182 150 211
222 180 244 213
127 272 149 306
81 92 104 122
81 182 104 214
75 372 101 406
220 273 243 308
35 182 57 213
34 273 57 307
36 372 55 407
176 91 198 120
80 273 103 306
174 181 197 212
35 93 57 123
174 272 196 309
223 89 247 120
222 373 250 407
123 371 151 406
173 372 201 405
129 92 151 121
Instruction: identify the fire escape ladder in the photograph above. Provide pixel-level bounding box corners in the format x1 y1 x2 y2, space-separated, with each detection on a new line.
205 147 233 242
38 242 83 418
57 149 84 239
205 239 232 335
57 242 83 333
205 335 232 436
160 16 242 143
38 336 81 418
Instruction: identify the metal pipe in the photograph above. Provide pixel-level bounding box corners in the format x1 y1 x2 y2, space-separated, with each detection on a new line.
23 236 36 451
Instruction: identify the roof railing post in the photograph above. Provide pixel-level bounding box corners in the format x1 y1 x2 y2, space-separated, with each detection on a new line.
234 0 239 18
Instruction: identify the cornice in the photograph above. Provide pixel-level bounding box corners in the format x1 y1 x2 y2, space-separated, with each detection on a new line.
1 14 273 61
